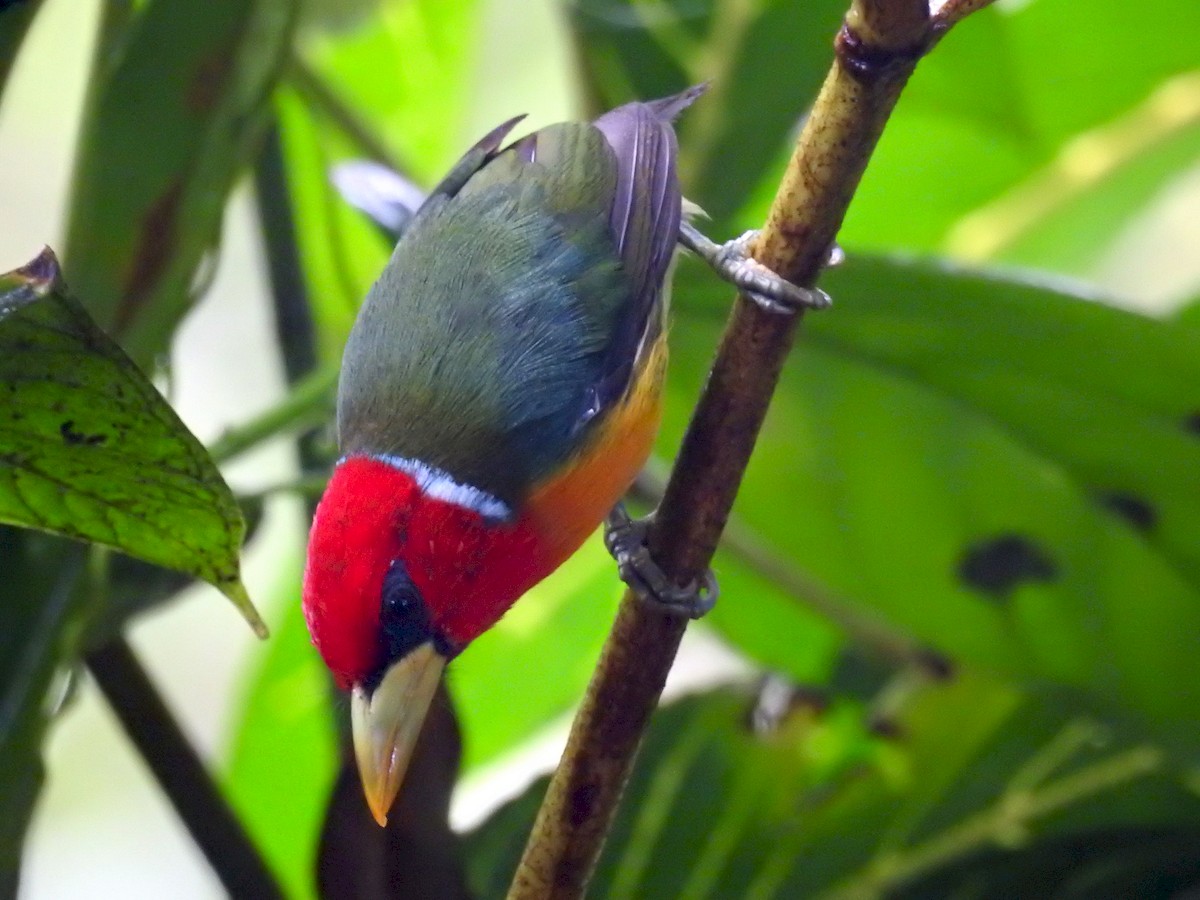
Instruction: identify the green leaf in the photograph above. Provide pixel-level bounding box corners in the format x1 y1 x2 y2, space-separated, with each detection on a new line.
298 0 484 185
225 560 337 900
662 254 1200 735
0 249 265 634
845 0 1200 274
951 90 1200 275
63 0 298 365
466 680 1200 898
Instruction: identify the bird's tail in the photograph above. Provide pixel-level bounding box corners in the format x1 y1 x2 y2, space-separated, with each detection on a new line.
645 83 710 121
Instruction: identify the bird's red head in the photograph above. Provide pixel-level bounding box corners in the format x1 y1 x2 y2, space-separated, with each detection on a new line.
303 454 553 824
303 454 551 691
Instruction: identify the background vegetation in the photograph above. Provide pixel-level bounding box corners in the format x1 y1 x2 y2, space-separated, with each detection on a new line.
2 0 1200 896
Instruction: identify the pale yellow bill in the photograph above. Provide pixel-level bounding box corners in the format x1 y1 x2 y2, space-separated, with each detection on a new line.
350 642 445 826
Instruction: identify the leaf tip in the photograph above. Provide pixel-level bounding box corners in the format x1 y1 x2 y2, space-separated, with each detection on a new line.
219 577 270 639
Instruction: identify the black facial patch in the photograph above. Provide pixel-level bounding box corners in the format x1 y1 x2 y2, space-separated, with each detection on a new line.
1100 492 1157 533
1184 412 1200 436
363 560 450 693
957 534 1059 602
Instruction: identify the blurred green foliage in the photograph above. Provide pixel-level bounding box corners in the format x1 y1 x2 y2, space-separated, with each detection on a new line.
2 0 1199 895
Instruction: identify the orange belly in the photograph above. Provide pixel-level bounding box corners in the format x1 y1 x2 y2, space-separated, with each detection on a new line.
524 337 667 567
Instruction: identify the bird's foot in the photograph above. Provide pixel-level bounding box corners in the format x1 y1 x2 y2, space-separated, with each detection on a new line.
679 221 839 314
603 504 718 619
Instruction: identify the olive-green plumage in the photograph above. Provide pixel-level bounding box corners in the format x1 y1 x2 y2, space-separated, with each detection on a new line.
337 89 701 507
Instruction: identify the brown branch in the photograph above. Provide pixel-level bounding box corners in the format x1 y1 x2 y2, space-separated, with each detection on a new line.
505 1 992 897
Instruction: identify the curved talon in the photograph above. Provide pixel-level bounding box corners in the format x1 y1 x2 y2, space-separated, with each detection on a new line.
604 505 718 620
679 222 834 314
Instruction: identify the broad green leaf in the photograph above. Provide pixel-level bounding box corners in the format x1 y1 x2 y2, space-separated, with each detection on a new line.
0 0 44 104
842 0 1200 274
705 547 842 686
566 0 845 224
814 257 1200 597
298 0 484 185
63 0 298 365
660 254 1200 735
0 249 264 633
953 88 1200 275
225 559 337 900
466 680 1200 898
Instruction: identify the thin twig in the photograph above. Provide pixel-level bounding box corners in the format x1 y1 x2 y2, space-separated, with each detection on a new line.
86 638 284 898
207 365 336 464
506 0 982 895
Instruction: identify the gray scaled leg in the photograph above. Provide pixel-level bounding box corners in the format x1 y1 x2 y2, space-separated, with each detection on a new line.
603 502 718 619
679 221 839 314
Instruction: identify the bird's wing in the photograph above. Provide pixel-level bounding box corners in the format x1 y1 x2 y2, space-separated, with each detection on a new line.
337 94 697 505
585 84 705 418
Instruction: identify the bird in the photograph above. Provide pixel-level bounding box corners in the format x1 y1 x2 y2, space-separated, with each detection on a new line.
302 86 829 826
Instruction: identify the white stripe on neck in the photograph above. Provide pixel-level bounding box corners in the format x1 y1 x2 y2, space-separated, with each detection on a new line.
359 454 512 521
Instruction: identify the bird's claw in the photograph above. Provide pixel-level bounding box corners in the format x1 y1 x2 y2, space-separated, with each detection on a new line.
604 505 718 619
679 222 837 315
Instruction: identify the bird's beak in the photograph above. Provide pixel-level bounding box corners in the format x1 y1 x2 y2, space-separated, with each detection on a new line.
351 642 445 826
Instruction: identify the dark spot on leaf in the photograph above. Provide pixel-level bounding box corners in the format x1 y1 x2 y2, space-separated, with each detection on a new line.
917 648 955 681
1100 492 1157 533
1185 412 1200 435
568 780 599 828
866 714 904 741
957 534 1058 602
60 420 107 447
117 179 184 336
